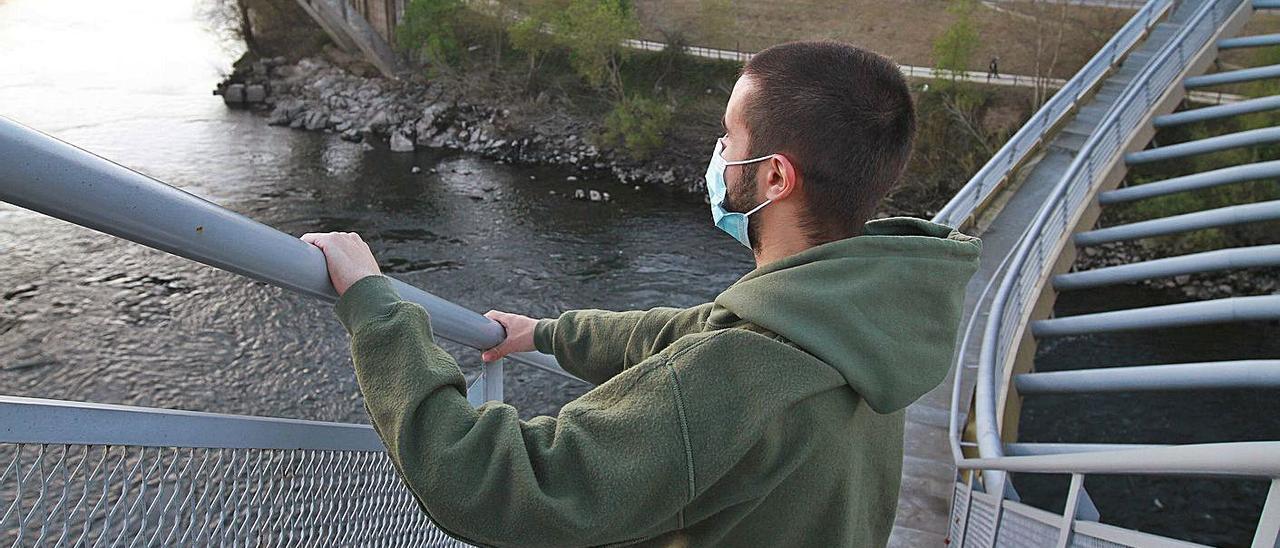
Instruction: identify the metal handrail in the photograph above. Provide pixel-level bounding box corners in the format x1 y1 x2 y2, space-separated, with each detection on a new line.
0 396 384 451
0 115 578 385
951 0 1254 482
960 441 1280 477
933 0 1173 228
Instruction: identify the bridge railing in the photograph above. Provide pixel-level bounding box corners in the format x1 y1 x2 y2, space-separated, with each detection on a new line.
0 115 591 545
0 396 470 546
933 0 1173 229
947 0 1280 545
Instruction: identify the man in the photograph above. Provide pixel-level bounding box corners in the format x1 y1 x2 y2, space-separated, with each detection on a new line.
303 41 980 547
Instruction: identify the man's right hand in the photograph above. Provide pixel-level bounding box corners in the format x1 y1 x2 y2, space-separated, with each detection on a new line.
482 310 540 362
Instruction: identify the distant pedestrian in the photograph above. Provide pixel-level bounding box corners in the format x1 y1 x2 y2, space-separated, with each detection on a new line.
988 56 1000 82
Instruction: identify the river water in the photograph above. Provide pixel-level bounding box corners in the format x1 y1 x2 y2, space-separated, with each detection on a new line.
0 0 1275 546
0 0 751 423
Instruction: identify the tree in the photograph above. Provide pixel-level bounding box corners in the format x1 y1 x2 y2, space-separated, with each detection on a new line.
397 0 464 66
932 1 992 155
553 0 637 101
508 0 563 87
933 0 980 83
1028 0 1069 108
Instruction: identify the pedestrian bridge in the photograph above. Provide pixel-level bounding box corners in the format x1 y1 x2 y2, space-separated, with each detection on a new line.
1 0 1279 546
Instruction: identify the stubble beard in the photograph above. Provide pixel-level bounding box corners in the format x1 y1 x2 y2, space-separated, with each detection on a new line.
725 163 763 253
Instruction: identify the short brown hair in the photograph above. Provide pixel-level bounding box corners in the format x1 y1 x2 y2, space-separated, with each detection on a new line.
741 41 916 243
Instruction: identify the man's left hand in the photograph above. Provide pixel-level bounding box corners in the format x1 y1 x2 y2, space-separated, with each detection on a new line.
301 232 382 296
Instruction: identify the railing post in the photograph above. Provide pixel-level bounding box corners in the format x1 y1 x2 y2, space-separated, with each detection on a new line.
1056 473 1090 547
467 358 504 407
1256 479 1280 548
485 358 504 404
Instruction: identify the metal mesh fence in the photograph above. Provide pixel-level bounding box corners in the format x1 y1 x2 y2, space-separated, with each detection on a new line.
962 494 997 548
994 511 1059 547
1070 533 1128 548
0 443 470 547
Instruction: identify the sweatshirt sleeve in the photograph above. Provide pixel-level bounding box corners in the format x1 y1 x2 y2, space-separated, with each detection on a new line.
336 276 695 547
531 304 713 385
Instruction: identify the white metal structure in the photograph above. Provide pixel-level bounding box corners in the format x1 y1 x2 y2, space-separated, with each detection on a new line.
945 0 1280 546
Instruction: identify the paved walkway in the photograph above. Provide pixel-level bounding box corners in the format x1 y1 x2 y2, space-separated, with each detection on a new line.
989 0 1146 8
624 38 1243 105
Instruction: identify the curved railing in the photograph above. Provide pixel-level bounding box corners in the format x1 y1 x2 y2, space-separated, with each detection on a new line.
947 0 1280 545
933 0 1173 229
956 0 1243 476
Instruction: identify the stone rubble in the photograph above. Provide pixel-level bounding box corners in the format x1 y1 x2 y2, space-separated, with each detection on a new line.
1072 239 1279 300
224 56 709 195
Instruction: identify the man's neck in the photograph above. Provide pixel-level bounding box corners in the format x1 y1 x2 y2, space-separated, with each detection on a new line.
754 237 815 268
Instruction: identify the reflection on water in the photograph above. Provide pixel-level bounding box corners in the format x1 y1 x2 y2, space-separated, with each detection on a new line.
0 0 752 423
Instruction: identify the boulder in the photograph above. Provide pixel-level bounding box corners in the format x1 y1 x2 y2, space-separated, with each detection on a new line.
245 84 267 103
267 106 290 126
223 84 245 104
389 131 414 152
304 112 329 131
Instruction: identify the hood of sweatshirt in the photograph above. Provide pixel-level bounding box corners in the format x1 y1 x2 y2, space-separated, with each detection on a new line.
707 216 981 414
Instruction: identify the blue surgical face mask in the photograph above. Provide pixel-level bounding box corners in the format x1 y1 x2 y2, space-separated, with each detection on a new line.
704 137 774 248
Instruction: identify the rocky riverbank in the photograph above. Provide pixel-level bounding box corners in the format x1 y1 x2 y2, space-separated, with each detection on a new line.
221 55 706 193
1073 240 1280 300
221 56 1279 302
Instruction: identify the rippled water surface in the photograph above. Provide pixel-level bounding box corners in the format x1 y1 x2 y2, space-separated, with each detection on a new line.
0 0 752 422
2 1 1277 545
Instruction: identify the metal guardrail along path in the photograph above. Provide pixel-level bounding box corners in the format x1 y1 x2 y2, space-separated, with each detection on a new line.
945 0 1280 545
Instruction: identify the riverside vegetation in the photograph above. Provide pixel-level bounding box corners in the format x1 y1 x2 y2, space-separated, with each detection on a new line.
215 0 1276 297
216 0 1033 216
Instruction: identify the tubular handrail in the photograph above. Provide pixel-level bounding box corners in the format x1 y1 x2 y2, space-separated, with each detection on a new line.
957 441 1280 477
932 0 1173 228
0 115 578 384
951 0 1252 486
0 395 385 451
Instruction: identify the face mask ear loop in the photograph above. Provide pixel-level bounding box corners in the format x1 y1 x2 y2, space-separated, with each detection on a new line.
718 137 777 166
745 198 772 216
724 153 776 166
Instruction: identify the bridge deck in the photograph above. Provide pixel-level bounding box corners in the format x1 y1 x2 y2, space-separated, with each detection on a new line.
886 1 1212 544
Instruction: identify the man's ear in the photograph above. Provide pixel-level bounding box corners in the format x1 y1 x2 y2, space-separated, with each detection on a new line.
764 154 799 202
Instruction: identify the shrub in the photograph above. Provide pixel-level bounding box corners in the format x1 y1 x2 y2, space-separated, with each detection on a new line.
603 95 673 160
397 0 464 66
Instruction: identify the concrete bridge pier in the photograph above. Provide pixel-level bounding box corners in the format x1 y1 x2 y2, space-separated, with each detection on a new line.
294 0 405 78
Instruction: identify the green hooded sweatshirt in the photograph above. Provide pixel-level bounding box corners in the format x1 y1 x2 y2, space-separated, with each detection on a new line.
335 216 981 547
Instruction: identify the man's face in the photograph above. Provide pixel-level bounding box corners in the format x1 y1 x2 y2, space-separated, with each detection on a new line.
721 76 761 217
